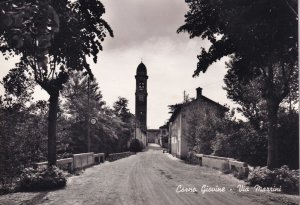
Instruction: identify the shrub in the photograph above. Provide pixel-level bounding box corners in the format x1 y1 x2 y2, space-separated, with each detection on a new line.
129 139 143 152
18 166 67 191
248 165 299 194
0 181 18 195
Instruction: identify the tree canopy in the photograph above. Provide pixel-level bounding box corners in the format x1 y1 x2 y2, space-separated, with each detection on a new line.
179 0 298 169
178 0 297 78
0 0 113 165
1 0 113 95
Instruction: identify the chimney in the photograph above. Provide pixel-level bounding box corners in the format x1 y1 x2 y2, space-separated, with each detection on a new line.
196 87 202 99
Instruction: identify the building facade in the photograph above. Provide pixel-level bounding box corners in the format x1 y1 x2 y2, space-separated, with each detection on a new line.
147 129 159 143
158 124 169 148
168 87 228 159
135 62 148 146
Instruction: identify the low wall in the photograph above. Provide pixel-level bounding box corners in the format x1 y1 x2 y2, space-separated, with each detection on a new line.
73 152 95 169
229 159 249 178
57 158 73 172
94 153 105 164
35 151 133 172
35 152 106 172
35 158 74 172
193 154 249 178
106 152 134 162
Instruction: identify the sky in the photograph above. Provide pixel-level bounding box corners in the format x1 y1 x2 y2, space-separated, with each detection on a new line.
0 0 238 129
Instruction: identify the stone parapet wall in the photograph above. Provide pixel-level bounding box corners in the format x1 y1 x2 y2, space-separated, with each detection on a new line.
34 151 135 173
228 159 249 178
94 153 105 164
35 152 105 172
192 153 249 178
73 152 95 169
35 157 74 172
197 154 231 170
57 158 73 172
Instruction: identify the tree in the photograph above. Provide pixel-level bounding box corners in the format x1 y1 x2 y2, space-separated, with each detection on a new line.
62 71 105 153
183 103 225 155
277 109 299 169
62 75 134 154
212 112 268 166
1 0 113 165
113 97 131 121
112 97 135 151
168 103 183 114
62 71 105 123
223 59 267 131
178 0 298 169
224 56 298 130
0 98 49 184
185 111 217 154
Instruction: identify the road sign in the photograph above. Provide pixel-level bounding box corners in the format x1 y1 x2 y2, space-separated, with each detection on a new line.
90 118 97 125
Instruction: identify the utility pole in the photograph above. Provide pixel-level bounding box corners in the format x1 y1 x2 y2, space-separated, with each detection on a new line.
87 76 91 152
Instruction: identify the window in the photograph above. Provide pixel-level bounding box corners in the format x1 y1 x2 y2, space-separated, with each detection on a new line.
138 82 145 90
140 112 144 121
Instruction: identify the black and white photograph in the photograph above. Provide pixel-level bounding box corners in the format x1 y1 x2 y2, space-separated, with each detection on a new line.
0 0 299 204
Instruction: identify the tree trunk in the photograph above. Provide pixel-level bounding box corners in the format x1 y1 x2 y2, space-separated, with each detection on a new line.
266 100 279 169
48 92 59 166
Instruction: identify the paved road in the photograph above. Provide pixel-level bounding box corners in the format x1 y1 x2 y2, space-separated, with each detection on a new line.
0 144 299 205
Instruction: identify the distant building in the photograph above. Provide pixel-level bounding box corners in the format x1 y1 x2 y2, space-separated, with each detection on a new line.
147 129 159 143
168 87 228 159
134 62 148 146
158 124 169 148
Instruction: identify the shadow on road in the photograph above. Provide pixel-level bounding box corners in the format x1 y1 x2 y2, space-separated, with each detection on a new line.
20 191 48 205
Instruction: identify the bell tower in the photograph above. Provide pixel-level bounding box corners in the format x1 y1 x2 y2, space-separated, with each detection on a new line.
135 62 148 132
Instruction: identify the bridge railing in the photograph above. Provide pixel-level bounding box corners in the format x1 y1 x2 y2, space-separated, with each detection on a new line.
34 151 134 172
34 152 105 172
